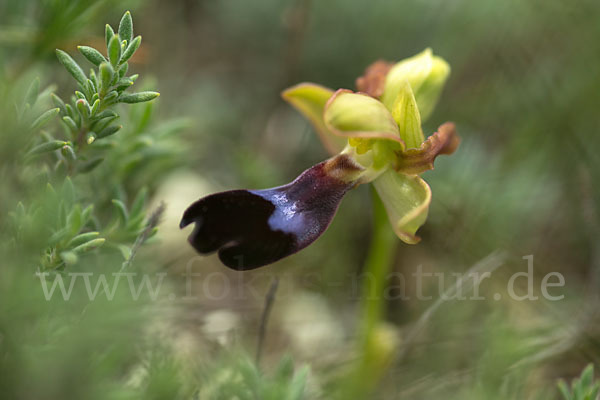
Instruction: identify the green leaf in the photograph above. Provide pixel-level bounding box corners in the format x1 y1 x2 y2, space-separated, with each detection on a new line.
77 157 104 173
67 204 82 235
118 11 133 44
120 35 141 63
81 204 94 224
119 91 160 104
289 365 309 400
60 251 78 265
91 115 118 133
390 82 424 149
60 144 76 161
281 82 344 154
116 77 134 92
51 93 66 114
67 231 100 247
84 79 96 98
30 108 60 130
62 177 76 207
77 45 107 66
117 244 132 260
56 49 87 86
112 199 129 224
557 380 572 400
108 34 122 67
71 238 105 254
99 62 114 94
372 170 431 244
90 99 100 115
27 140 68 156
118 62 129 78
75 91 86 101
65 103 76 120
62 116 78 133
131 187 148 217
581 364 595 391
76 99 90 119
48 228 68 247
97 124 122 139
103 90 119 104
105 24 115 48
93 109 118 121
89 69 99 88
24 77 40 107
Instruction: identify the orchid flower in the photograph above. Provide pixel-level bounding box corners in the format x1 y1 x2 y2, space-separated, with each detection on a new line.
180 49 459 270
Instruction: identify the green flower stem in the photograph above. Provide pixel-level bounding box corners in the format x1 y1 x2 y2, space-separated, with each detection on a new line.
343 187 398 398
361 188 398 336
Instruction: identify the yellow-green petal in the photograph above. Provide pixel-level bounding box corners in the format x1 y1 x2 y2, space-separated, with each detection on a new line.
381 48 450 122
372 169 431 244
281 82 346 154
324 89 403 146
391 82 424 149
414 55 450 121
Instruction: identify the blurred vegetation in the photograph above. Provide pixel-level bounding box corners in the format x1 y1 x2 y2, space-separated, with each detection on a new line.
1 0 599 399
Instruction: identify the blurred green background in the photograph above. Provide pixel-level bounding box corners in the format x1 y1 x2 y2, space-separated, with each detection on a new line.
1 0 599 398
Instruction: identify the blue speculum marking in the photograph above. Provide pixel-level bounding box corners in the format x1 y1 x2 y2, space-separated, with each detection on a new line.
250 190 306 236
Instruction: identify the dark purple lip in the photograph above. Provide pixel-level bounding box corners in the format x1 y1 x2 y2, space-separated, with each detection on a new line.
180 157 359 270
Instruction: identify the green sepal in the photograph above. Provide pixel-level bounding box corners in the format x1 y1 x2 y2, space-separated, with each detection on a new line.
381 48 450 122
281 82 345 154
372 170 431 244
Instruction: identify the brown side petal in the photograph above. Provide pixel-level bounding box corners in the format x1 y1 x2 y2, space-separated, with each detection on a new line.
395 122 460 175
355 60 393 98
